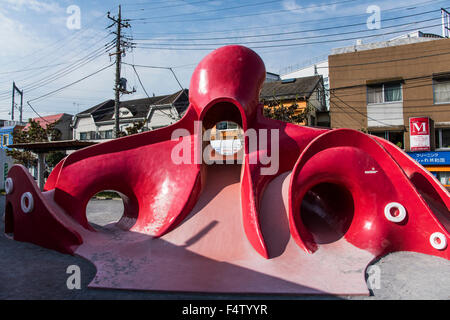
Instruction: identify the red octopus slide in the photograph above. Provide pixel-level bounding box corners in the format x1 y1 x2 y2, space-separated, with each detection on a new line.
3 45 449 295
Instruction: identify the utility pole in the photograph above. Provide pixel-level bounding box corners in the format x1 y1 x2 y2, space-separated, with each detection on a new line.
442 8 450 38
107 5 132 138
11 82 23 122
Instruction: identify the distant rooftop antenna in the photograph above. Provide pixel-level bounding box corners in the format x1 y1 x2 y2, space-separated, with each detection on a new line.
442 8 450 38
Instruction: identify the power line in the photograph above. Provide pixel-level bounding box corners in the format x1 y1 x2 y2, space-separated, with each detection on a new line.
0 62 72 75
128 63 185 121
1 12 111 72
22 44 115 94
0 42 114 100
129 0 288 21
134 16 442 48
134 21 444 50
123 0 193 7
328 57 450 92
330 94 393 127
133 8 443 42
328 78 450 126
27 63 114 105
0 33 114 90
131 0 445 37
132 0 358 24
24 62 114 124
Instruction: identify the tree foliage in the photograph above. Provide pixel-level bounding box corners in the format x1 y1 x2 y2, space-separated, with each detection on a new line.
263 99 311 124
117 121 145 137
45 151 66 168
6 118 63 168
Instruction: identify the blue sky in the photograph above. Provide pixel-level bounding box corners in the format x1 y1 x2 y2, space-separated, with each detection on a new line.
0 0 446 120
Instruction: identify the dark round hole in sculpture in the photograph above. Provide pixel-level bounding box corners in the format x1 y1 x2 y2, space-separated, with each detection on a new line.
300 182 354 245
86 191 124 232
4 202 14 236
202 102 244 163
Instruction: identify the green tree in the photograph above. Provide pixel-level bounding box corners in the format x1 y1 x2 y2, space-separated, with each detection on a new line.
45 151 66 168
117 121 145 137
7 118 64 168
263 99 311 124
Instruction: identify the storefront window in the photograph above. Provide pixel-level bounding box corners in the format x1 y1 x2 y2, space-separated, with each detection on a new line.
388 131 404 149
443 129 450 148
435 128 450 149
369 130 404 149
369 131 385 139
436 172 450 186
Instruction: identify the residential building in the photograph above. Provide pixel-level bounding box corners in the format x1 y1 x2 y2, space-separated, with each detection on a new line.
265 72 281 82
210 121 243 156
281 60 329 109
0 124 24 150
260 75 329 127
72 89 189 142
329 34 450 188
24 113 73 141
0 123 24 188
3 114 72 182
0 119 25 127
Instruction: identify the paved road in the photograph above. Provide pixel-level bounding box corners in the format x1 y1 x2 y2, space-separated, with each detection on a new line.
1 197 449 300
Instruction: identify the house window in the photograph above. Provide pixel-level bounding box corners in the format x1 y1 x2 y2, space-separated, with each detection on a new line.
105 130 113 139
367 82 402 104
2 134 9 147
369 131 404 149
216 122 227 130
215 121 239 131
433 76 450 104
435 128 450 149
80 132 97 140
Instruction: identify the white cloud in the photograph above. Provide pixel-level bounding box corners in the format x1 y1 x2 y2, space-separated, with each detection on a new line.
0 10 43 58
5 0 63 13
282 0 337 14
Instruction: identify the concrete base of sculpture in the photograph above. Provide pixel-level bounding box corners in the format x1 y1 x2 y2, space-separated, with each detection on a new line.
75 165 375 295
